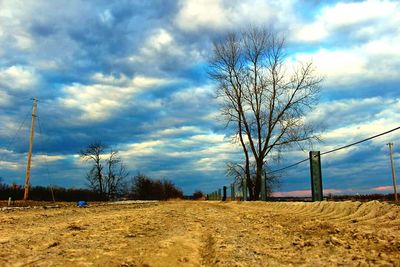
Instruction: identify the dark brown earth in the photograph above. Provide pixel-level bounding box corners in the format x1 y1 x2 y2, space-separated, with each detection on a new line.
0 200 399 266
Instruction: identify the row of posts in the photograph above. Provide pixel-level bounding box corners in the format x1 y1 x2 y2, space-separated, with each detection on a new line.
207 151 324 202
207 175 267 201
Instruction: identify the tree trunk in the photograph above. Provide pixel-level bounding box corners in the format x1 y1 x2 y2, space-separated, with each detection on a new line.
238 113 254 200
97 164 103 199
253 159 263 200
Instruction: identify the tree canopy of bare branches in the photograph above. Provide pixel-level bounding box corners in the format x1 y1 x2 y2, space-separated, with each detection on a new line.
80 141 128 200
226 162 279 198
209 27 322 200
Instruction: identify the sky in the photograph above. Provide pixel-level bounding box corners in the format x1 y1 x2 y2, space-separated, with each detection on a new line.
0 0 399 196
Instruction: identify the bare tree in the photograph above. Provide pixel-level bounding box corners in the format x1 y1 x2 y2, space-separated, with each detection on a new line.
105 149 129 200
210 27 322 200
80 141 105 198
80 142 128 200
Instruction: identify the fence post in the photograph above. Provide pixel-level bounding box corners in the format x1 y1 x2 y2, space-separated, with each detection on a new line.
261 175 266 201
222 186 227 201
218 189 222 200
242 178 247 201
231 183 235 201
309 151 323 201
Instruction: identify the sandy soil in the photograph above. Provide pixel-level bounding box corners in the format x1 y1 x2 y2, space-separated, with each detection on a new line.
0 200 399 266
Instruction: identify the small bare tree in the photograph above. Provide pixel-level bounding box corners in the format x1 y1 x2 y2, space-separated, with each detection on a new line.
80 141 105 198
105 149 129 200
80 142 128 200
210 27 322 199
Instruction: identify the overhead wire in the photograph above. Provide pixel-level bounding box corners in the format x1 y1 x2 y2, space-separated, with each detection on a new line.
266 157 309 175
0 104 32 168
1 109 31 152
265 125 400 175
319 126 400 156
36 109 56 202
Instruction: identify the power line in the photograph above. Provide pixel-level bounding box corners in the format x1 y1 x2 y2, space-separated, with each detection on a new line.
0 109 31 166
320 126 400 156
2 110 31 151
266 157 309 175
266 125 400 175
36 112 56 202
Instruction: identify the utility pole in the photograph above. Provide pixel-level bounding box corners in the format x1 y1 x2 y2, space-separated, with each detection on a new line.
387 143 398 202
23 97 37 201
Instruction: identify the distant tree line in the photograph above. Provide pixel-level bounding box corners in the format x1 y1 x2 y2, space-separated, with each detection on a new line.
0 183 102 202
0 141 184 202
193 190 205 200
130 173 183 200
0 175 183 202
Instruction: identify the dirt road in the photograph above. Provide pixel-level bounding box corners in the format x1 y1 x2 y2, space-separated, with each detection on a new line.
1 201 399 266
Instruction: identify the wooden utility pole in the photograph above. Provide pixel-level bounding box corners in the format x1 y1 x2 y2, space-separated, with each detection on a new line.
387 143 398 202
23 97 37 201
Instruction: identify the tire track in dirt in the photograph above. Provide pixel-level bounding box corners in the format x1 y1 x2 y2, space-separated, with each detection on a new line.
1 201 399 266
200 233 216 266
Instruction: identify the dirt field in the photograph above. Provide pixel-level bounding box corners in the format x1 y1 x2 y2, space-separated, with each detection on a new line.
0 200 399 266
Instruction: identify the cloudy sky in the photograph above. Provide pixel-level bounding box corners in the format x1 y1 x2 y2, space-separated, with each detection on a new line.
0 0 399 196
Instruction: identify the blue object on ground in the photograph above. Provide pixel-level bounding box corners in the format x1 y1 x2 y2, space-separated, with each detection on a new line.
77 201 87 207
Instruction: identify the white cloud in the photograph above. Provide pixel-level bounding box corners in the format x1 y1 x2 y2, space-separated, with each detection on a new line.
0 91 11 106
296 48 366 87
116 131 240 173
59 75 172 122
190 134 224 143
33 60 59 71
0 66 39 91
170 85 214 106
131 75 170 88
148 29 173 51
0 114 30 139
155 126 205 137
175 0 297 32
294 0 400 42
309 97 400 162
121 140 165 158
320 0 397 28
0 1 33 50
91 73 129 85
175 0 228 31
129 28 176 61
295 23 328 42
0 160 21 170
60 83 130 121
307 97 388 126
128 28 203 70
294 38 400 87
32 154 65 163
